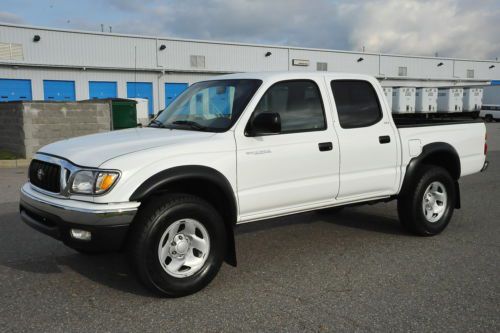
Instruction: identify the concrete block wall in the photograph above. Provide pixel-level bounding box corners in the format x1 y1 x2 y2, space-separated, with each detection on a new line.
0 102 26 157
0 101 111 158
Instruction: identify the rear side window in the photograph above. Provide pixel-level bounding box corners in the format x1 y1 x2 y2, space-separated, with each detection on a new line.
254 80 326 133
330 80 382 129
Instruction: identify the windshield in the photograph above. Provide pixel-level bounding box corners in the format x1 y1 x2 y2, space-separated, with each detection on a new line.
151 79 262 132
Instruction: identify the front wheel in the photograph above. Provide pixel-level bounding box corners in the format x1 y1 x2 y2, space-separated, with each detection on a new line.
397 166 455 236
128 193 226 297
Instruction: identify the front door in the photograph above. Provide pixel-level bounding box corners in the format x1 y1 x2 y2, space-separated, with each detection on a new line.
236 79 340 218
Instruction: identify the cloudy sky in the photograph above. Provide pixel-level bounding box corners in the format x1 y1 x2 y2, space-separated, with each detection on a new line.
1 0 499 60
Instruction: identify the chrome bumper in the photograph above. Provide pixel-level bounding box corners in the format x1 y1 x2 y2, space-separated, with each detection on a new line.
20 183 139 226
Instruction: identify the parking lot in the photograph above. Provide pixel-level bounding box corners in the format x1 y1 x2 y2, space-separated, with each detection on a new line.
1 123 499 332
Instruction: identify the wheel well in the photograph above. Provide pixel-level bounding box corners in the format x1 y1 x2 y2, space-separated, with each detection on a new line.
400 143 461 208
135 176 238 266
420 151 460 180
147 177 235 226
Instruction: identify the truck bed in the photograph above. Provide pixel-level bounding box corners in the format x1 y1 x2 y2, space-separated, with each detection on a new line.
393 112 483 128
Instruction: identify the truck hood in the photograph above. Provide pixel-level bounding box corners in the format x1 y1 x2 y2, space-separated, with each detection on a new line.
38 128 216 167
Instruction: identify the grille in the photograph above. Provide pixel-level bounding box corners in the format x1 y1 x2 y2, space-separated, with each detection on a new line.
29 159 61 193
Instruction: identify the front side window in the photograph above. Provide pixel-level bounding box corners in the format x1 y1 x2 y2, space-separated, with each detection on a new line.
152 79 261 132
330 80 382 129
252 80 326 133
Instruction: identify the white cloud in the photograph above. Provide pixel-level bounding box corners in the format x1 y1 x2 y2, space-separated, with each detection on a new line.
0 11 24 24
114 0 499 60
2 0 499 60
346 0 500 59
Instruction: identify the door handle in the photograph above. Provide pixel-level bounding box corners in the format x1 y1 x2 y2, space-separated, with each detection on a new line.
379 135 391 144
318 142 333 151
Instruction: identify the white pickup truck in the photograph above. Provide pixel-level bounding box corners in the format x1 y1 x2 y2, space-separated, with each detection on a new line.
20 72 489 297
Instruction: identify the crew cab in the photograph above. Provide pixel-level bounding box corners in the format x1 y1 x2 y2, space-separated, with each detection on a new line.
20 72 489 297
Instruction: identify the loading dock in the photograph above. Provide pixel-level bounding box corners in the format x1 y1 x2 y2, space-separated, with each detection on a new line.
165 83 188 107
43 80 76 101
127 82 153 115
89 81 117 99
0 79 32 102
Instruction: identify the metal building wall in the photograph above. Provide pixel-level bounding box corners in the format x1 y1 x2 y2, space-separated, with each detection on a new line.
288 49 379 75
1 23 500 111
0 25 157 69
158 39 289 72
0 66 217 112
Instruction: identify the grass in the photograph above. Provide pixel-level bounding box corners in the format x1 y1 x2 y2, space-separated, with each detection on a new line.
0 150 19 160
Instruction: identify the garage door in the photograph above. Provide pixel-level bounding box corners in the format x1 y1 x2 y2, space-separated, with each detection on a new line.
127 82 153 115
89 81 117 99
43 80 76 101
0 79 32 102
165 82 188 107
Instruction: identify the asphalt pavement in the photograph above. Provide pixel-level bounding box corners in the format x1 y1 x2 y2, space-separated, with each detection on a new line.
0 124 499 332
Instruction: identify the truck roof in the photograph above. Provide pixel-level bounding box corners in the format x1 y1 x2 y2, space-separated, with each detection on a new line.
209 71 377 82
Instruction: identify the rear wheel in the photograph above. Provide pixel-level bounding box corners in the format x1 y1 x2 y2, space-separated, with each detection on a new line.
484 114 493 122
128 193 226 297
397 166 455 236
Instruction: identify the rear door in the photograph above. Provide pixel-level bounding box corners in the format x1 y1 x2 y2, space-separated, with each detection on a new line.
235 79 340 218
328 78 399 199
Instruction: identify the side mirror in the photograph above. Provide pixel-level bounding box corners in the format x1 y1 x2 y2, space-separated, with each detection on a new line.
247 112 281 136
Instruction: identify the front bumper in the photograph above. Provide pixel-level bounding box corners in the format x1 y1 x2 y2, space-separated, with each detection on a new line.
20 183 139 252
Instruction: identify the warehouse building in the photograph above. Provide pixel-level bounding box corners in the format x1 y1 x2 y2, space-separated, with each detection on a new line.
1 23 499 115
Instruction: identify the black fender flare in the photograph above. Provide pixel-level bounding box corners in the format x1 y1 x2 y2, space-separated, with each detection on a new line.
130 165 238 266
400 142 461 208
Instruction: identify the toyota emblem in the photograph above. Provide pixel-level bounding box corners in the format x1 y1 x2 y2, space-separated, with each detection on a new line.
37 168 45 181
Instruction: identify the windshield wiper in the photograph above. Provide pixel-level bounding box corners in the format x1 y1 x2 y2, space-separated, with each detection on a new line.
148 119 166 128
171 120 208 131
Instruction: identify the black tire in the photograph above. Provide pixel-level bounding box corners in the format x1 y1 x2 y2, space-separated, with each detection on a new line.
128 193 226 297
484 114 493 122
397 165 455 236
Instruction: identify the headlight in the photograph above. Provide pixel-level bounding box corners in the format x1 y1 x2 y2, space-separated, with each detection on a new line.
71 170 119 195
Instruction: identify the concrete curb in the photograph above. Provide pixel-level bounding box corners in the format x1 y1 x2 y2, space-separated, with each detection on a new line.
0 159 31 168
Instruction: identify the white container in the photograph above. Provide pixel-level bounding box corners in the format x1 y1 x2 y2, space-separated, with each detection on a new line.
437 88 464 112
392 87 416 113
415 88 438 113
462 87 483 111
129 98 149 124
382 87 393 110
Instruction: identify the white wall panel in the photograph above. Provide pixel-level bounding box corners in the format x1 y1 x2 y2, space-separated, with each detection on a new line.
380 56 454 79
157 39 288 72
0 25 157 69
453 60 499 80
289 49 379 75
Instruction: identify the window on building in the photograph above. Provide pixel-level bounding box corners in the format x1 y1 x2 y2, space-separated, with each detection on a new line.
316 62 328 71
252 80 326 134
467 69 474 78
398 66 408 77
190 55 206 69
330 80 382 129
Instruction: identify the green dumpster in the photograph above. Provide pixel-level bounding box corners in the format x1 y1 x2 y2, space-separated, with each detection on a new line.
110 99 138 130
